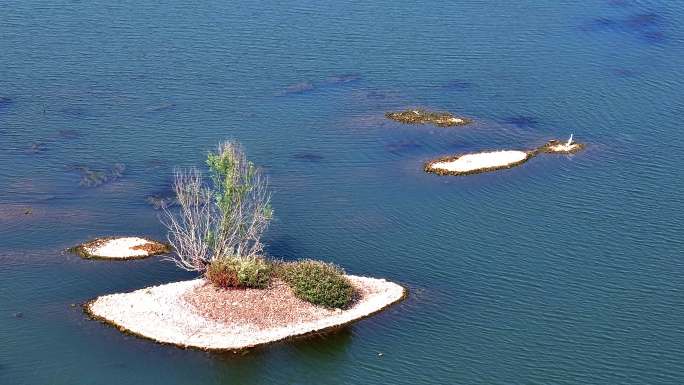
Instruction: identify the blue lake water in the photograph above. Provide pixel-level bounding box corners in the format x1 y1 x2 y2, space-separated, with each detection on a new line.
1 0 683 384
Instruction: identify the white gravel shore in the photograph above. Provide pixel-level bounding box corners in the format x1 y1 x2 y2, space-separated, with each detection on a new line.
77 237 168 259
427 150 530 174
86 275 406 350
545 143 582 153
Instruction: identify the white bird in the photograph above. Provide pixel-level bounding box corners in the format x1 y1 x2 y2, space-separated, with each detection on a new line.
567 134 574 147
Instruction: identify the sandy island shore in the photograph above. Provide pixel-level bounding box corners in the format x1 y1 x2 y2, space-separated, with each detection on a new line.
538 139 586 154
70 237 170 260
424 138 586 176
425 150 532 176
86 275 406 351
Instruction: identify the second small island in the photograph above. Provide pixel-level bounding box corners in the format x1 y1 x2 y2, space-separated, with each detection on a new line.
425 136 585 176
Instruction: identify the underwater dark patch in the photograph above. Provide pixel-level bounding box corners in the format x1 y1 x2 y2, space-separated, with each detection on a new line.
503 115 538 128
611 68 638 78
145 194 177 210
625 13 660 30
146 102 176 113
0 96 12 109
585 17 619 31
58 106 89 117
293 152 325 162
365 91 387 100
58 129 80 139
640 30 666 44
582 10 666 43
608 0 632 7
441 80 473 90
385 140 422 154
324 73 362 85
69 163 126 188
27 142 47 154
281 81 315 95
145 182 177 209
143 159 166 171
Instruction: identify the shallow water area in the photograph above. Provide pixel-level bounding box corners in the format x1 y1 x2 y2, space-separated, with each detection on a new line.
2 1 684 384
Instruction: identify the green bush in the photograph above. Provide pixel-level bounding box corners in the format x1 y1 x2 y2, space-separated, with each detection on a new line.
206 257 272 289
278 260 355 309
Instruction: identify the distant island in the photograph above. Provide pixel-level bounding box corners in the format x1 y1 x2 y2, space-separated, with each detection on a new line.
85 140 406 350
385 109 472 127
538 136 585 154
426 150 533 176
425 137 585 176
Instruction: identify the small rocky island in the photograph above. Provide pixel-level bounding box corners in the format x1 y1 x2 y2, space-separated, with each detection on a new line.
85 141 406 350
385 109 472 127
537 135 586 154
425 150 533 176
70 237 170 259
86 274 404 351
425 136 585 176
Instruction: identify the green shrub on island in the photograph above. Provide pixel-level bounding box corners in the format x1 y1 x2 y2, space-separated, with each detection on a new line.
163 140 356 308
205 257 272 289
278 260 355 309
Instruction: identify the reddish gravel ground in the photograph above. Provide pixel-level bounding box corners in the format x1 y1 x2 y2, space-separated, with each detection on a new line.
183 279 372 330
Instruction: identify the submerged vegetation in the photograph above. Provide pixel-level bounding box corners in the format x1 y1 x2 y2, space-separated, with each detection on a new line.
71 163 126 187
279 73 362 96
145 102 176 113
324 73 361 85
583 10 667 44
385 109 472 127
0 96 12 109
58 129 81 139
503 115 539 128
385 139 422 155
280 81 315 95
293 152 325 162
27 142 47 154
145 194 177 210
441 79 473 90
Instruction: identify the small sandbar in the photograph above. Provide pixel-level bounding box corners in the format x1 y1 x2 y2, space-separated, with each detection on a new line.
538 139 586 154
70 237 170 260
425 150 532 176
385 109 472 127
85 276 406 351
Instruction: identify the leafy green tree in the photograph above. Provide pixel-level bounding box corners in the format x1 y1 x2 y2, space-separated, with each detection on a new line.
163 141 272 272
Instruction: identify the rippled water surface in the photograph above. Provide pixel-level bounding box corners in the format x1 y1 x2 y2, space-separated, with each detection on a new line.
1 1 683 384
